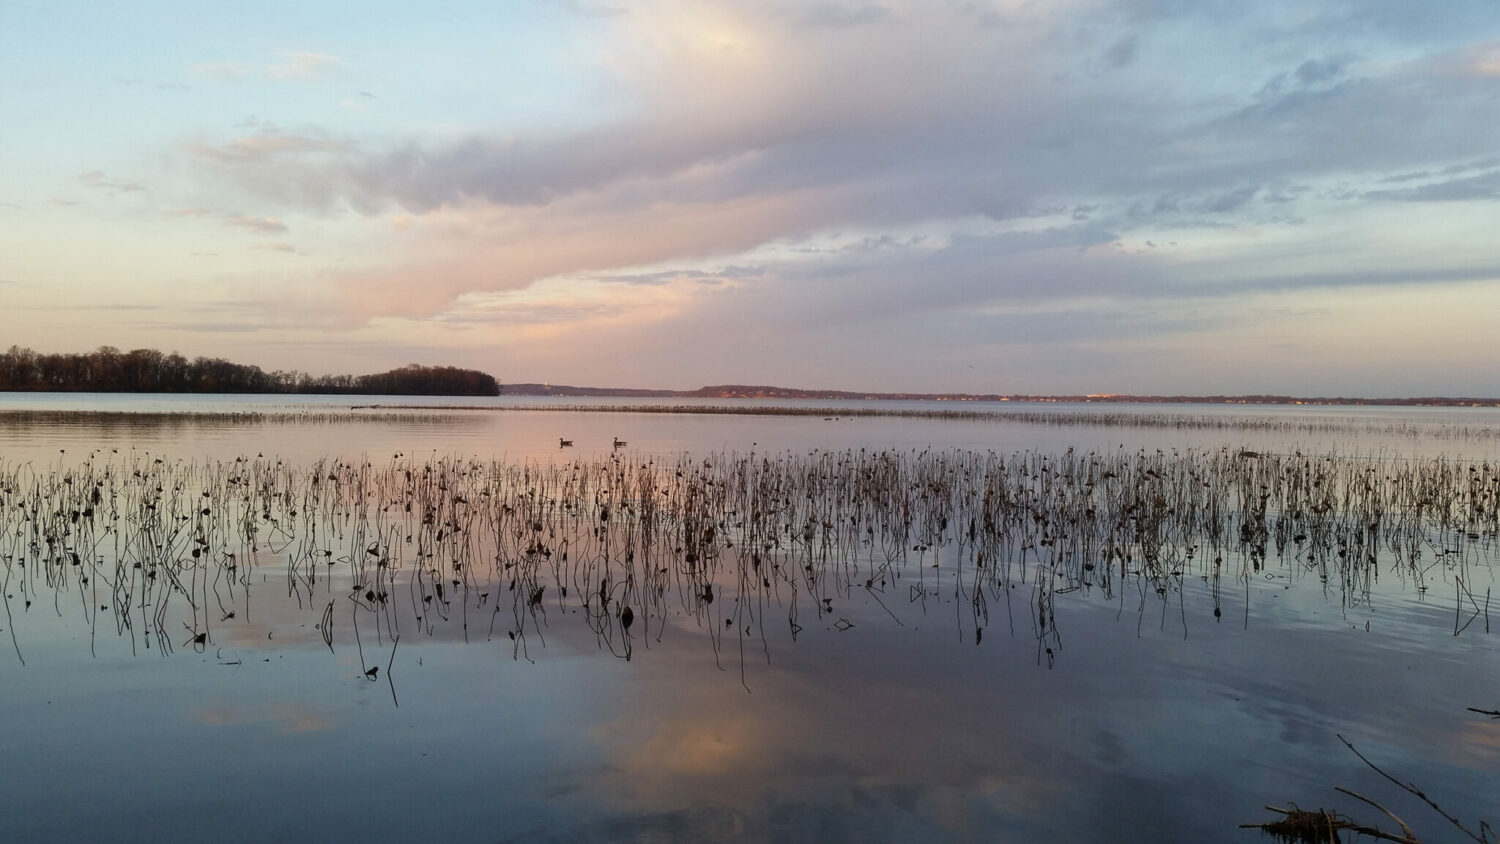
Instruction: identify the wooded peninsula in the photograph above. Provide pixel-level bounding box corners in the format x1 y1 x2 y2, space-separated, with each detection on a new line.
0 346 500 396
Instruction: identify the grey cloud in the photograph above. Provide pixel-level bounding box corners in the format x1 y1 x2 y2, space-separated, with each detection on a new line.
190 25 1490 234
593 265 767 286
1102 35 1138 69
748 223 1131 329
1440 156 1500 175
175 0 1500 332
1294 57 1343 86
1378 170 1431 184
721 217 1498 341
1203 186 1260 213
1116 0 1497 47
1260 185 1308 204
1259 56 1347 96
1125 186 1259 219
596 269 714 286
1178 61 1500 195
1299 2 1500 45
1207 263 1500 296
1362 170 1500 202
841 234 926 253
718 265 767 278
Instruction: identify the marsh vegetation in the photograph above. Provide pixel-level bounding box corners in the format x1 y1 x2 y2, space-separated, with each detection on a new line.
4 444 1495 669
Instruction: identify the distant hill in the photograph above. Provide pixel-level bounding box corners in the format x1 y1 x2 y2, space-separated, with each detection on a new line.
503 383 1500 407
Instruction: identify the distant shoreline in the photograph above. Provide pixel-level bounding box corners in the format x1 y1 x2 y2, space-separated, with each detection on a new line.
499 383 1500 408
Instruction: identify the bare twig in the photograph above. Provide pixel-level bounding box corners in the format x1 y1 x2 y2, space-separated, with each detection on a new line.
1333 786 1418 842
1338 734 1488 843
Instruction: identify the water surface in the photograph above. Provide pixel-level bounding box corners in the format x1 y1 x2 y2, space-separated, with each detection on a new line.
0 395 1496 843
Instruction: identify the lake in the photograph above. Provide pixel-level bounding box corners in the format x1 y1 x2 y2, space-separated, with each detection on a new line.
1 394 1496 842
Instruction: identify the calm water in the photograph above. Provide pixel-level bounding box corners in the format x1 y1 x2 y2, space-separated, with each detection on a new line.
1 394 1497 843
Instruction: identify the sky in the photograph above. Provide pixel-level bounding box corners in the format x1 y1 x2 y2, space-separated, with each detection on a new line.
2 0 1499 396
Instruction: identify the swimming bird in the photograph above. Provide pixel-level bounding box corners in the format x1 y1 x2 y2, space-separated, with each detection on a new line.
559 437 573 448
613 437 627 449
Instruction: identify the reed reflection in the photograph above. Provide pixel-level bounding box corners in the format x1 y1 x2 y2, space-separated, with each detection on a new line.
3 445 1493 673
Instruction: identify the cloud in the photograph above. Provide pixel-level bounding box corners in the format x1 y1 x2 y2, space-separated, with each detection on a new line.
1102 34 1138 69
168 0 1500 379
1363 169 1500 202
187 133 350 165
1125 186 1262 220
78 170 146 193
591 264 765 285
227 216 290 235
267 52 339 80
1293 57 1343 86
190 50 339 82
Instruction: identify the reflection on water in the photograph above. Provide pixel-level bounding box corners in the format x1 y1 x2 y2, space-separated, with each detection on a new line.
0 399 1497 842
6 394 1500 466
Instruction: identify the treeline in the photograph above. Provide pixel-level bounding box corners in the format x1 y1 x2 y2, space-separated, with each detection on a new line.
0 346 500 396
